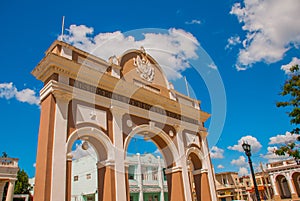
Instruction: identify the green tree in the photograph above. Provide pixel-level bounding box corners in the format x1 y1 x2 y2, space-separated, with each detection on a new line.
275 65 300 160
2 152 8 158
14 169 31 194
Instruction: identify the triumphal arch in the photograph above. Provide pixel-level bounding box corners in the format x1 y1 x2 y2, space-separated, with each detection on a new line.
32 40 217 201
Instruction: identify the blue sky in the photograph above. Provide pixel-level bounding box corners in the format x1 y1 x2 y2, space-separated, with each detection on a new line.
1 0 300 177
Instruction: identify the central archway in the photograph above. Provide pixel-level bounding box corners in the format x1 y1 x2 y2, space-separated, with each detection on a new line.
124 124 183 201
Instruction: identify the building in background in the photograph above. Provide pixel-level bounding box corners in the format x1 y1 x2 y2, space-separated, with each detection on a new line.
71 153 167 201
0 157 19 201
215 172 248 201
266 159 300 201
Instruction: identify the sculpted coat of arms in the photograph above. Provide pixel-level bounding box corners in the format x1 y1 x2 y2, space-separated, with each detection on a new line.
133 49 155 82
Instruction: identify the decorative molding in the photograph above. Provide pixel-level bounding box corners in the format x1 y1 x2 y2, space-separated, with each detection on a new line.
97 160 115 168
164 166 182 175
193 168 208 175
52 90 72 103
133 48 155 82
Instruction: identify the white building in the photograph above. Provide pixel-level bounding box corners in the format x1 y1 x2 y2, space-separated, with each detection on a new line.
71 153 167 201
266 159 300 201
0 157 19 201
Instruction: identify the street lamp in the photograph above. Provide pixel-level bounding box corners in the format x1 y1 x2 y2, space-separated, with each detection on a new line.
242 141 261 201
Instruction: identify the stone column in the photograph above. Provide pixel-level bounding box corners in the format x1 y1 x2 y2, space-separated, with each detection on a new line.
286 172 298 199
201 133 217 201
175 126 192 201
65 154 72 201
97 161 116 201
157 156 164 201
165 167 185 201
0 181 6 201
50 91 72 201
137 153 144 201
5 180 16 201
269 174 281 201
111 106 127 201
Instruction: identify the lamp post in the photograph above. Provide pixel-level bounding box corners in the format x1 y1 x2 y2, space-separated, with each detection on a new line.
242 142 261 201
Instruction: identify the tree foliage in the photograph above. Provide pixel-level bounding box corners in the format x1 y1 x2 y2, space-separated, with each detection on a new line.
2 152 8 158
275 65 300 159
14 169 31 194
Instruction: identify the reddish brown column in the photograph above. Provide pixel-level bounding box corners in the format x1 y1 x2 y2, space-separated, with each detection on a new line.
193 174 201 201
125 166 130 201
166 170 185 201
200 172 211 201
66 156 72 201
97 164 116 201
34 94 56 201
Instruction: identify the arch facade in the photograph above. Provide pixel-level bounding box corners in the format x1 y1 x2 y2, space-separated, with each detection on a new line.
31 40 217 201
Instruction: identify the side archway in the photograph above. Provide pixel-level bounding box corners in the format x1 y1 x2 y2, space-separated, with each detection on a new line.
186 147 211 201
65 127 115 201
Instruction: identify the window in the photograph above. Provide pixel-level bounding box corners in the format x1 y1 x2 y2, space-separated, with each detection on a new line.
86 173 91 180
74 175 78 181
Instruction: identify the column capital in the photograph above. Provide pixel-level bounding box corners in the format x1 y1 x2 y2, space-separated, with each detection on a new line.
193 168 208 176
52 91 72 103
97 160 115 168
164 166 182 175
66 153 73 161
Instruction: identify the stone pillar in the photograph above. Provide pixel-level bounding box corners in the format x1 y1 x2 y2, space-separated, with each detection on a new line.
34 94 56 201
199 170 212 201
125 164 130 201
0 181 6 201
5 180 15 201
137 153 144 201
65 154 72 201
157 156 164 201
97 162 116 201
111 107 127 201
269 174 281 201
286 172 298 200
201 134 217 201
50 91 71 201
175 126 192 201
165 167 185 201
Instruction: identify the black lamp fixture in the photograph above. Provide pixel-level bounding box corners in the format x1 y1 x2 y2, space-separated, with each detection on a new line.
242 141 261 201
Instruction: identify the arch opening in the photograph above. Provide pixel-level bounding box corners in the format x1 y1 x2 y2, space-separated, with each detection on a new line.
276 175 292 199
125 133 170 201
66 127 114 201
292 172 300 198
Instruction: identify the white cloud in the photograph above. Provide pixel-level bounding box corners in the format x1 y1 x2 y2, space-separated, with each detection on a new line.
231 156 247 167
71 141 97 160
0 82 39 105
269 131 299 145
261 146 291 162
208 63 218 70
228 135 262 153
225 36 241 49
62 25 200 80
210 146 224 159
33 163 36 168
238 167 249 176
281 57 300 74
185 19 201 25
230 0 300 69
217 164 224 169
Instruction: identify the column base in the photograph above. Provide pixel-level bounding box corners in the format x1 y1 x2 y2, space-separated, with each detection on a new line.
273 195 281 201
292 193 299 200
